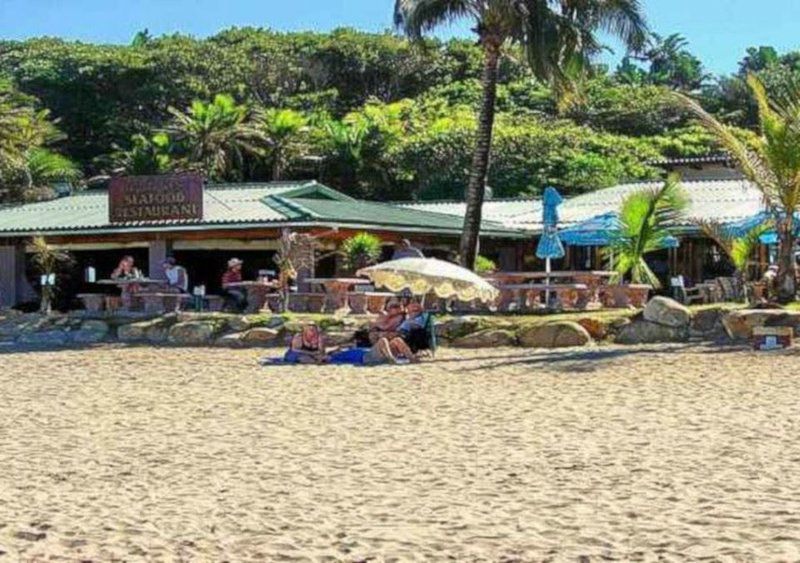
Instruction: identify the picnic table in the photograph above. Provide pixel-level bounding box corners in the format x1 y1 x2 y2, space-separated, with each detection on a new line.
93 278 167 311
304 277 371 313
225 280 281 313
488 271 615 309
500 283 590 311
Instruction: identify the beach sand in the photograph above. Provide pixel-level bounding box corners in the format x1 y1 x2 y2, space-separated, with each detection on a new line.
2 343 800 561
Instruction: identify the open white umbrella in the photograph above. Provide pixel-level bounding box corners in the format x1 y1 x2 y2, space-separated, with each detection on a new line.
357 257 499 304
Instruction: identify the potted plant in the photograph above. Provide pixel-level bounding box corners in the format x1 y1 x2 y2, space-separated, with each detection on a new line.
342 232 382 273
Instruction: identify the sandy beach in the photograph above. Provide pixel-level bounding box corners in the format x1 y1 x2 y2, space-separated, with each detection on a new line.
2 343 800 561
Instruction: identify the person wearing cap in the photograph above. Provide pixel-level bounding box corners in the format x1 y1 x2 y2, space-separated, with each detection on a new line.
162 257 189 293
221 258 247 312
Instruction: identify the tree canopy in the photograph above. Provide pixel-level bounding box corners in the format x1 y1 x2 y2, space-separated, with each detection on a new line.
0 26 798 203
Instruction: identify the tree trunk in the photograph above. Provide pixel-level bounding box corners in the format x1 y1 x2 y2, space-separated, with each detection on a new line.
776 214 797 303
459 42 501 270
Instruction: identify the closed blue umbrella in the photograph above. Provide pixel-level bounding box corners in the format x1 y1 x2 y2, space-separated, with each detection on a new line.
536 187 565 306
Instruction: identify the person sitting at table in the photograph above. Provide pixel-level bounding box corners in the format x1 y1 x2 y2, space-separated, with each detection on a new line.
162 257 189 293
221 257 247 312
285 323 328 364
111 255 142 309
354 301 405 347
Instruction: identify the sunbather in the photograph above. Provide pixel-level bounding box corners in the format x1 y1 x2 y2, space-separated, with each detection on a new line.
387 301 433 361
354 301 405 346
284 324 328 364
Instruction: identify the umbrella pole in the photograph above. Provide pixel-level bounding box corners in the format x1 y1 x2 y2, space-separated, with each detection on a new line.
545 257 551 309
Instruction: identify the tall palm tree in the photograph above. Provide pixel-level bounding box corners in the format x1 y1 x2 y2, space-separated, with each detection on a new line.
394 0 648 268
675 75 800 302
258 108 308 180
167 94 266 181
608 174 687 288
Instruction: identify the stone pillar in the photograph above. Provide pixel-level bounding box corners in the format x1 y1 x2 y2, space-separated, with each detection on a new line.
0 244 26 307
291 234 316 292
148 239 171 280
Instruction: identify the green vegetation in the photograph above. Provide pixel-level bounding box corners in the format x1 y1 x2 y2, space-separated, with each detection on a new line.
608 174 688 287
0 24 798 214
676 75 800 302
341 232 383 272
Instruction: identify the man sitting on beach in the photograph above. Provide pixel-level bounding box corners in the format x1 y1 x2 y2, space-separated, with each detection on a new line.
387 301 432 361
354 301 405 347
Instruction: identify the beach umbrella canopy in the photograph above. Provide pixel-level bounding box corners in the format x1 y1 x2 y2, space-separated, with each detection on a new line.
535 187 565 260
723 212 800 245
357 257 499 303
560 211 680 249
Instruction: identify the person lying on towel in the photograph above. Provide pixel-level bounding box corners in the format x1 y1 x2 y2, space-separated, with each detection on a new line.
284 324 329 364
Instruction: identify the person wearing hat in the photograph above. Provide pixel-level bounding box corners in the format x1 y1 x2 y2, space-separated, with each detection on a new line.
221 257 247 312
162 257 189 293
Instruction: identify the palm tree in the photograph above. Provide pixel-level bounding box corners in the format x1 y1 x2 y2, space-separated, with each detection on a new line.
321 118 370 192
674 75 800 302
394 0 648 268
258 108 308 180
167 94 266 181
110 133 174 176
608 174 687 288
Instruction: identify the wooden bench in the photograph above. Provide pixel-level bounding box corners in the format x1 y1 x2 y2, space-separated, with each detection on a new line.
287 292 326 313
498 283 591 311
77 293 106 313
139 292 193 313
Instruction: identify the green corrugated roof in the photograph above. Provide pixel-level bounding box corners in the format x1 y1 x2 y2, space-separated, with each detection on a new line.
0 180 525 238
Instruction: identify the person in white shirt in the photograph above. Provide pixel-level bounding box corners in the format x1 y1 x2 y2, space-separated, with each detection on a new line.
162 257 189 293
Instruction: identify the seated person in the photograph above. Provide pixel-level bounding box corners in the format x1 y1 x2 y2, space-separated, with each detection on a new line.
354 301 405 347
221 257 247 312
388 301 433 360
162 257 189 293
285 324 328 364
111 255 142 309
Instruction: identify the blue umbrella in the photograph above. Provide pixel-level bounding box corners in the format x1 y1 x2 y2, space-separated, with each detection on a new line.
722 211 800 245
535 187 565 306
561 212 680 249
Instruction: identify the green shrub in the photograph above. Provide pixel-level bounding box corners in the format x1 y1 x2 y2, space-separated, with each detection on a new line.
341 232 382 271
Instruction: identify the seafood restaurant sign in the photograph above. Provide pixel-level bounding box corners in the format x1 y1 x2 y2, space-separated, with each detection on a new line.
109 175 204 223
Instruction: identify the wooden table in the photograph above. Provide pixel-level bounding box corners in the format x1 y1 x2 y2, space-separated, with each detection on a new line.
225 280 280 313
96 278 166 311
488 271 615 309
304 277 371 313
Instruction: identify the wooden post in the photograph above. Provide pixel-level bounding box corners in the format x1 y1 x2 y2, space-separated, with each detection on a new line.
148 239 171 280
0 244 27 307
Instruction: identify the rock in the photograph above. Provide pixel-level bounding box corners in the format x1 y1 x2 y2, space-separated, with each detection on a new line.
168 320 225 345
615 320 688 345
452 329 517 348
241 327 283 344
17 330 69 346
690 307 727 337
15 530 46 542
576 317 609 340
436 316 481 340
323 329 355 347
118 317 175 343
643 296 692 328
227 314 285 332
721 309 800 340
70 320 110 343
518 322 593 349
215 332 247 348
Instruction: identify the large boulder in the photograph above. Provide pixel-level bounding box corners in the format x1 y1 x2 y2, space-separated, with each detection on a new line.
436 316 482 340
518 322 593 349
615 319 688 345
643 296 692 328
241 327 283 345
70 320 110 344
226 314 285 333
690 307 728 338
453 329 517 348
576 317 610 340
722 309 800 341
118 316 176 343
168 320 225 346
17 330 69 346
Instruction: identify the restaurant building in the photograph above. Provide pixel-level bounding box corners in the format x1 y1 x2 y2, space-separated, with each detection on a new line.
0 178 527 308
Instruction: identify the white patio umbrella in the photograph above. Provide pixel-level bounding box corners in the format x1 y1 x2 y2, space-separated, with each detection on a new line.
357 257 499 304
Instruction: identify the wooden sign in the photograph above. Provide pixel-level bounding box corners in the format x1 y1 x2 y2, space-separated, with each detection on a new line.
109 174 203 223
753 326 793 350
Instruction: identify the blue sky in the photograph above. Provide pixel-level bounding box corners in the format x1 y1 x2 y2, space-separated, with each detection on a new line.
1 0 799 75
